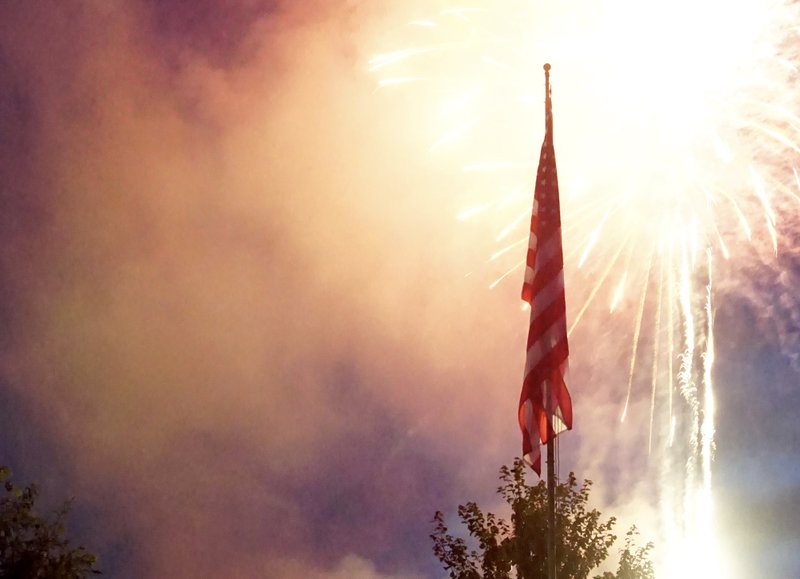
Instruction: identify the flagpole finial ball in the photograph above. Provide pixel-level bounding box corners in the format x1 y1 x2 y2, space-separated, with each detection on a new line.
544 63 551 72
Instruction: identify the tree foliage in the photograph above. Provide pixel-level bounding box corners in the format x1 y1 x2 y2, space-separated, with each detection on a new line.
598 526 654 579
0 466 100 578
431 459 653 579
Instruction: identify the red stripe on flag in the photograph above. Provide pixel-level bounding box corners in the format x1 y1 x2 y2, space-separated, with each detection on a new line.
528 256 564 299
521 282 534 304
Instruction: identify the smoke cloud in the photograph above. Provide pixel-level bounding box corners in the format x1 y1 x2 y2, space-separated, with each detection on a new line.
0 1 527 576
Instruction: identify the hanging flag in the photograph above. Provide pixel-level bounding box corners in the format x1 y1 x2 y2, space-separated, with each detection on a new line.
519 64 573 475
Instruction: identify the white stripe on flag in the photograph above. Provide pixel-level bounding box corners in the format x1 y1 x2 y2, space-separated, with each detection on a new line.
530 270 565 317
524 315 567 377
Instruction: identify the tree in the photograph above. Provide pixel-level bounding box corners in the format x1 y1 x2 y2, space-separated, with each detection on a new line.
431 459 654 579
602 526 654 579
0 466 100 578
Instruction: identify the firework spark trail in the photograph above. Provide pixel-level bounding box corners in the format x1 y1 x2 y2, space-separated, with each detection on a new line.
711 221 730 260
577 206 618 269
719 189 754 242
667 239 676 448
430 119 478 150
490 237 527 261
489 258 525 289
563 202 618 262
755 122 800 155
620 245 653 423
664 248 722 579
567 229 632 338
495 210 530 242
456 203 494 221
368 46 447 72
488 186 612 292
610 234 637 313
793 167 800 196
609 271 628 314
649 254 665 455
701 253 716 513
671 235 700 575
776 178 800 206
490 186 605 256
678 238 700 486
749 166 779 254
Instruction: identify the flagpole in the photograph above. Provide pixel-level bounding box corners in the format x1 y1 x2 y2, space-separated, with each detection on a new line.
547 427 556 579
543 62 557 579
545 436 556 579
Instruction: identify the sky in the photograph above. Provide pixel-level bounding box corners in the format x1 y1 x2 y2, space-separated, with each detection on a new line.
1 1 800 578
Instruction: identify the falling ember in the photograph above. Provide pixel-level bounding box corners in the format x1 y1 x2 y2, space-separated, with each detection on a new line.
370 0 800 576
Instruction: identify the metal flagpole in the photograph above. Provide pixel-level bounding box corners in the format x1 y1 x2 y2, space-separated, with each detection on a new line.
547 421 556 579
543 63 557 579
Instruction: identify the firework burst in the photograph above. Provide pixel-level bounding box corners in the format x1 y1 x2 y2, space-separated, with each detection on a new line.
370 1 800 577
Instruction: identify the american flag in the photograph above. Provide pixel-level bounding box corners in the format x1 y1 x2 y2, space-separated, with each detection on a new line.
518 70 573 475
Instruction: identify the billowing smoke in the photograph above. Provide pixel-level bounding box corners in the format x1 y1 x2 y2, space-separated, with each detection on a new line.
0 1 533 576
